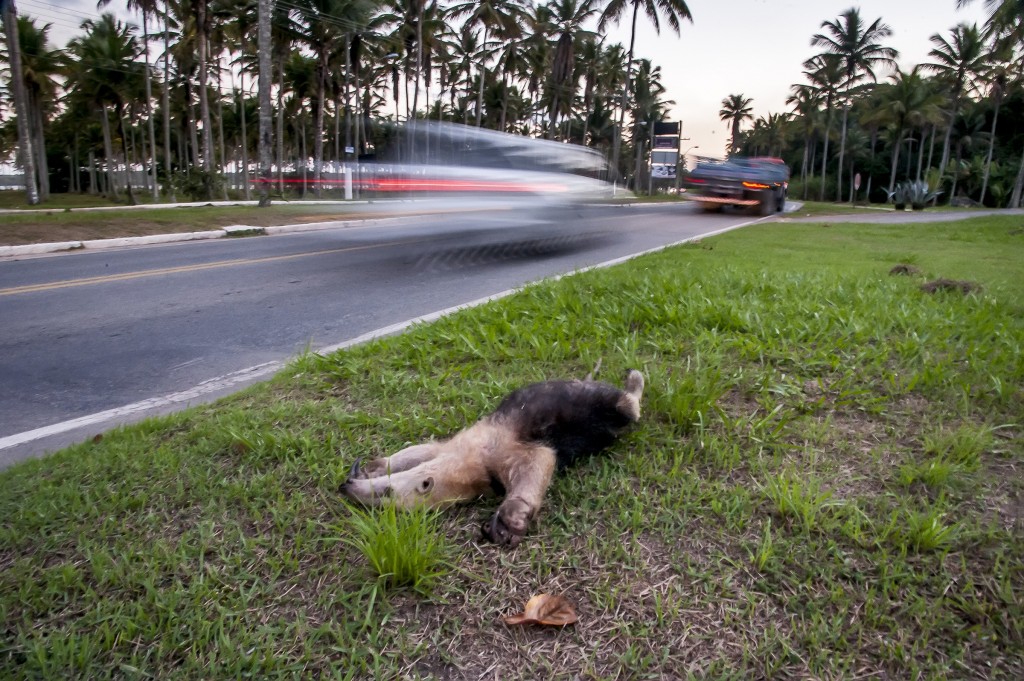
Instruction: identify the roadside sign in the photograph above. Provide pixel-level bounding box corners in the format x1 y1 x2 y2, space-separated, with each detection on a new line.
854 173 861 191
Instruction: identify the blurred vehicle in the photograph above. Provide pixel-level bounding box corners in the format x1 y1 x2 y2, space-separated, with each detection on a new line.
682 156 789 215
357 121 615 203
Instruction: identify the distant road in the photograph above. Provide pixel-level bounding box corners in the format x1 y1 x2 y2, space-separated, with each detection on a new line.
0 201 767 467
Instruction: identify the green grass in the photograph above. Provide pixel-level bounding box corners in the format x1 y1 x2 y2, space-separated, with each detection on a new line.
0 203 392 246
2 215 1022 678
343 503 451 595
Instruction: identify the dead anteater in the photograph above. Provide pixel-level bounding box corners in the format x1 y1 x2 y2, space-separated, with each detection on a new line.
340 369 645 547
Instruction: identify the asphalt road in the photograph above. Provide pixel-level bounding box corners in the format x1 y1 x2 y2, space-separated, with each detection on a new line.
0 201 767 467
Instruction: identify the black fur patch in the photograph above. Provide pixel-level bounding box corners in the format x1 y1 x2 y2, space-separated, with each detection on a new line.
488 380 634 470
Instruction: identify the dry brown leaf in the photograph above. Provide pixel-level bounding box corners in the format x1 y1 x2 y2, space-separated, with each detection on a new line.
503 593 578 627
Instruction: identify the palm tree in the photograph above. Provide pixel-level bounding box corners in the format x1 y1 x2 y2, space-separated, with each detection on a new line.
922 23 986 181
630 57 671 191
577 35 602 145
759 112 790 157
65 13 146 204
946 106 988 201
216 0 258 199
591 41 626 151
802 53 844 200
494 32 529 131
192 0 215 195
811 7 898 202
161 0 178 201
294 0 365 196
957 0 1024 206
787 84 821 193
447 0 528 127
978 63 1009 205
10 16 60 200
719 93 752 155
99 0 162 199
872 67 944 195
598 0 692 181
544 0 598 139
1 0 40 204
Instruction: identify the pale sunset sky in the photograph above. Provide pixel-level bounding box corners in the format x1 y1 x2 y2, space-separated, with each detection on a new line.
13 0 995 164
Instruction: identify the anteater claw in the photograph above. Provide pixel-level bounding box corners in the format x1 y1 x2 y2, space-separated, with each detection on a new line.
346 457 362 483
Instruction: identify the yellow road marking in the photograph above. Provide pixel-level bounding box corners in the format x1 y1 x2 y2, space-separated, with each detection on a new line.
0 240 428 297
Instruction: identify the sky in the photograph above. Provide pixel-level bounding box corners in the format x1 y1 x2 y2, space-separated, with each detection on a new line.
603 0 992 162
13 0 995 164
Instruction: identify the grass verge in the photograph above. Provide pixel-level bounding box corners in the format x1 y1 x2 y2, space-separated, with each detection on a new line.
2 215 1022 679
0 204 391 246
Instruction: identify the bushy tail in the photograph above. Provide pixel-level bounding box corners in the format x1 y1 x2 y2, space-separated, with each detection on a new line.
617 369 645 422
624 369 644 399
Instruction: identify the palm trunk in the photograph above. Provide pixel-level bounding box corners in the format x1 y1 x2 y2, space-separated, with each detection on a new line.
926 123 936 175
498 70 508 132
949 144 962 201
1009 150 1024 208
611 5 640 184
938 99 957 178
3 0 40 204
196 0 214 199
276 55 285 192
88 150 97 194
887 130 903 196
141 11 158 200
475 27 488 127
99 104 119 199
819 106 834 201
163 10 174 201
217 63 229 200
117 102 136 205
836 103 849 200
314 51 327 197
915 129 926 182
187 84 200 170
240 80 250 200
979 95 1001 206
30 92 49 199
412 3 423 121
257 0 273 207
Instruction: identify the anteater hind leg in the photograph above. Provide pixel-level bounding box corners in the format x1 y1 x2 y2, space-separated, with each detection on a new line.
482 445 557 547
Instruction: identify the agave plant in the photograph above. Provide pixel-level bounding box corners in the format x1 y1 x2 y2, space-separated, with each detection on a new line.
889 181 942 210
888 183 908 211
905 180 943 210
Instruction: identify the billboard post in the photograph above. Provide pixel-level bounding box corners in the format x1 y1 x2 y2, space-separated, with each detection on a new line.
649 121 682 195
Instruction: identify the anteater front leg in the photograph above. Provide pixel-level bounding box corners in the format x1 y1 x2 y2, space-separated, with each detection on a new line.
352 443 441 479
482 445 557 547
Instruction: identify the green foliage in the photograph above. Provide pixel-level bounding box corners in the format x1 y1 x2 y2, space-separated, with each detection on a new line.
901 508 958 553
171 170 225 202
343 503 450 595
761 473 834 533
